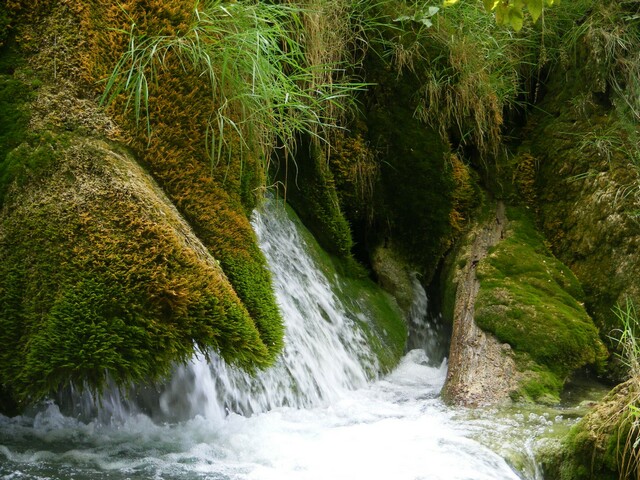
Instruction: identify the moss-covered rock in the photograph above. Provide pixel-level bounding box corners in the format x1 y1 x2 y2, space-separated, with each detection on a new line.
370 244 416 314
442 198 606 405
529 108 640 372
519 0 640 379
475 206 608 401
540 380 639 480
82 0 285 361
0 136 275 409
0 0 287 412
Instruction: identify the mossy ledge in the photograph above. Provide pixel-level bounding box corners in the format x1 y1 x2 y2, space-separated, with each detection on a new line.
0 136 273 409
539 379 638 480
0 0 285 412
442 198 606 405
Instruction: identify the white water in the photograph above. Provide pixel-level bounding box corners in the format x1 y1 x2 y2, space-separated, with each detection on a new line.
0 198 530 480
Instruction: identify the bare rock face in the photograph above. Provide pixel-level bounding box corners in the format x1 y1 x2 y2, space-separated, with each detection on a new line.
442 202 521 406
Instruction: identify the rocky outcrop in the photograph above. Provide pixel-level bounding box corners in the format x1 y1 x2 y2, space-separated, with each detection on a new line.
442 200 607 406
0 135 279 411
442 202 521 405
0 1 285 413
540 379 639 480
529 109 640 361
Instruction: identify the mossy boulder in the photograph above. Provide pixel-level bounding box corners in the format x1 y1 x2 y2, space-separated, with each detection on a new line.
519 0 640 378
528 108 640 368
0 1 285 412
540 380 639 480
475 206 608 401
0 136 277 410
442 199 606 405
370 244 416 314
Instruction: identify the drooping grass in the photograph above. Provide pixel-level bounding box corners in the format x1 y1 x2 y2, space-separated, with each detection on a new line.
376 0 543 159
101 0 367 170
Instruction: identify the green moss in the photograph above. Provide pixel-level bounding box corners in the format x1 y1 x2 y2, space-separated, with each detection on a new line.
276 141 355 261
0 6 11 48
0 136 278 410
0 49 36 198
475 206 607 400
511 358 563 404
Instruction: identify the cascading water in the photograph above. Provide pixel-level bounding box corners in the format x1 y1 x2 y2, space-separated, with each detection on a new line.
157 201 377 422
0 197 556 480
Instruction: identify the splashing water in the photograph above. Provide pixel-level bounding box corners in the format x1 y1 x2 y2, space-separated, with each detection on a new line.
0 198 544 480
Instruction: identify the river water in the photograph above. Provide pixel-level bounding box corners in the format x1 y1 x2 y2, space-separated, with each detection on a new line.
0 199 576 480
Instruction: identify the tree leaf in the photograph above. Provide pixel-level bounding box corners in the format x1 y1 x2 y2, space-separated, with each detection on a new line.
483 0 497 12
528 0 543 22
509 6 524 31
495 2 508 24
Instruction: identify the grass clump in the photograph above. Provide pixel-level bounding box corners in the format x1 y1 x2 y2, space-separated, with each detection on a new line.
475 206 607 400
101 0 364 171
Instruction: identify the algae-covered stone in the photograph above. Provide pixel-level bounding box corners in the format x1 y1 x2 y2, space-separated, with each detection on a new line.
540 380 638 480
443 199 607 405
0 136 280 410
370 244 416 314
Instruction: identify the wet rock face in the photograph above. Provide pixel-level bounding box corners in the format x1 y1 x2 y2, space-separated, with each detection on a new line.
442 201 606 406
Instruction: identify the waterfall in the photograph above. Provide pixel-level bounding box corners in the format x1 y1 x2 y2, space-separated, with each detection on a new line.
0 197 536 480
156 198 377 421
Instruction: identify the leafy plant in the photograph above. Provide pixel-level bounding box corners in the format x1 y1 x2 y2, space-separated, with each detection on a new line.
444 0 556 31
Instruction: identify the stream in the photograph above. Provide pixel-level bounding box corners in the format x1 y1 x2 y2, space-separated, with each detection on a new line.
0 198 598 480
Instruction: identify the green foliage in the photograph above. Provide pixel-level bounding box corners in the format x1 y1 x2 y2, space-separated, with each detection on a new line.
608 299 640 478
365 57 455 278
613 299 640 379
101 0 365 168
367 0 543 161
445 0 556 30
475 207 607 396
0 136 279 410
491 0 555 31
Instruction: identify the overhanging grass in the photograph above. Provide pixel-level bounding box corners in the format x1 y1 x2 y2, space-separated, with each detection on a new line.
101 0 367 169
